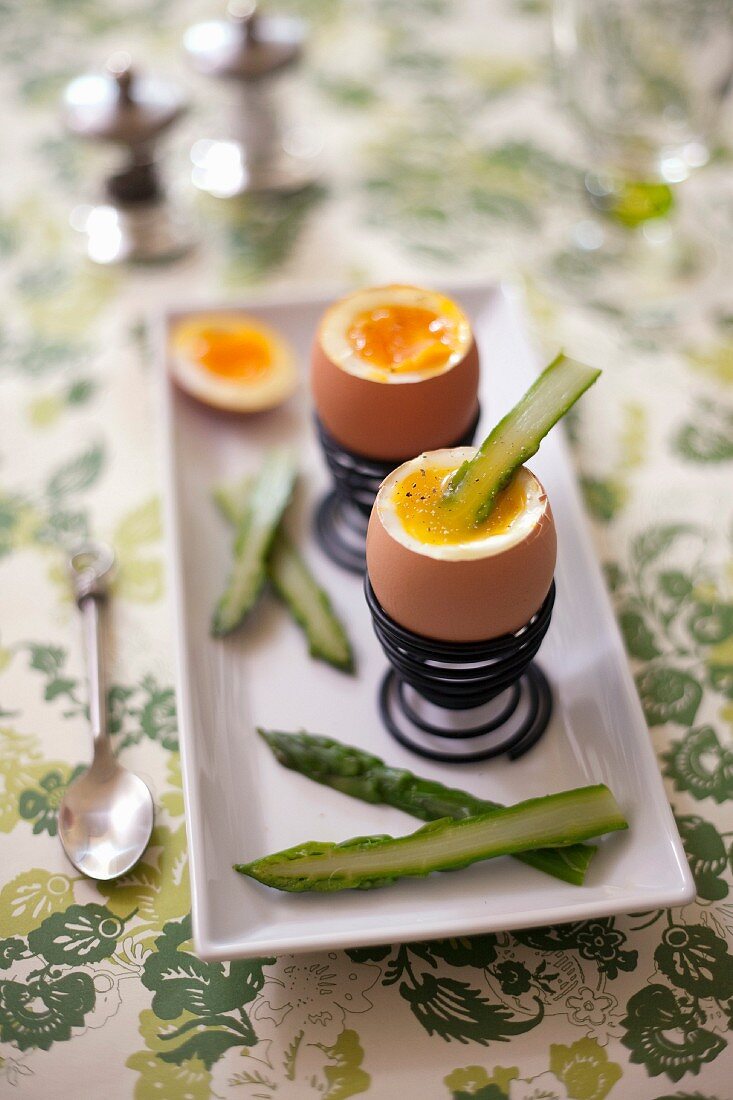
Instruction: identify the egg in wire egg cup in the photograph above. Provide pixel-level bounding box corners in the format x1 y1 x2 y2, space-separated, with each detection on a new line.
365 576 555 764
311 285 481 574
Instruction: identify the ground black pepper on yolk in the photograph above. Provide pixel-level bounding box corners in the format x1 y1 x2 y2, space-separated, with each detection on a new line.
392 465 527 546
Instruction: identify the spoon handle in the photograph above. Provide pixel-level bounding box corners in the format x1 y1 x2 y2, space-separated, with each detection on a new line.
68 543 117 751
80 595 108 745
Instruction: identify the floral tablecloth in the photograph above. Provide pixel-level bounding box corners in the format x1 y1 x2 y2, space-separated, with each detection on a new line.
2 2 732 1098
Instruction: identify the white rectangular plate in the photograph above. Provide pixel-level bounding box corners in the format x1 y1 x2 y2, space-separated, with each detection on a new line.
160 284 694 961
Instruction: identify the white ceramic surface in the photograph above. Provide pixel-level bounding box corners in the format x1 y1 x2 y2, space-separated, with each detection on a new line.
159 285 694 961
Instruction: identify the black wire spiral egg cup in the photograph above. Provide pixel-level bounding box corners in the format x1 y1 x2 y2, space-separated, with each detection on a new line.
365 577 556 764
314 407 481 574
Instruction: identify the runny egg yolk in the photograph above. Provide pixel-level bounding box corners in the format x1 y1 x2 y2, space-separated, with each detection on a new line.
192 326 273 382
393 465 526 545
346 305 460 374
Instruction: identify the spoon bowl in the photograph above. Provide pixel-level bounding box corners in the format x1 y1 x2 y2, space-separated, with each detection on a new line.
59 753 155 880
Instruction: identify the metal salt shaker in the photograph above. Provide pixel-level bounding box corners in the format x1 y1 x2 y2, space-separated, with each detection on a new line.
63 52 193 264
184 0 317 197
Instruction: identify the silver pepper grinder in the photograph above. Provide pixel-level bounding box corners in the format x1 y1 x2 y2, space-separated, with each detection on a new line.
63 52 194 264
184 0 317 197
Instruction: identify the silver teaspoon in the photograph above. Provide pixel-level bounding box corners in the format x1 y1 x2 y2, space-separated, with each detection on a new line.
59 542 154 880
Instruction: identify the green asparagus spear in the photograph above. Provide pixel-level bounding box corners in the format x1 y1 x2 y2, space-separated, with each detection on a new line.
214 478 354 671
212 449 296 637
444 353 601 525
212 476 254 527
235 784 627 893
259 729 596 885
267 537 354 671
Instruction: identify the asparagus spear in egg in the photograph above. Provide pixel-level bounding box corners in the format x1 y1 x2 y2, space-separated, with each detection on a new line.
444 353 600 525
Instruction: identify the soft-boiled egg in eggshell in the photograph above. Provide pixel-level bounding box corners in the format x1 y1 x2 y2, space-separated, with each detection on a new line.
312 285 479 460
366 448 556 642
170 314 298 412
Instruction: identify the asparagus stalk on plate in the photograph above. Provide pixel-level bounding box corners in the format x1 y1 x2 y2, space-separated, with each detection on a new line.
212 448 296 637
444 352 601 525
235 784 627 893
259 729 597 885
214 476 353 672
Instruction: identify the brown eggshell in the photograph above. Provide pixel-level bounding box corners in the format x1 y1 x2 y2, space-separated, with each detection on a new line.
311 336 480 461
366 473 557 642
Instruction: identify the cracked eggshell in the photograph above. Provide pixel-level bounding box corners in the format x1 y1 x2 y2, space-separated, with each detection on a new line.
311 292 480 461
366 462 557 642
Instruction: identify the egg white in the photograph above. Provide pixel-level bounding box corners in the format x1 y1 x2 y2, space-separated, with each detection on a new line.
377 448 547 562
319 285 472 384
170 315 297 412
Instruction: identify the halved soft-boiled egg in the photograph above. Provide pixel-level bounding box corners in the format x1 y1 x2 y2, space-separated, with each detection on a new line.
169 314 298 412
366 448 556 642
312 285 479 460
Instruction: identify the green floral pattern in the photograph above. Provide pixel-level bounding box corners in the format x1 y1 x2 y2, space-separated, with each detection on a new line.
0 0 732 1096
18 767 84 836
0 972 95 1051
27 904 128 966
621 985 726 1082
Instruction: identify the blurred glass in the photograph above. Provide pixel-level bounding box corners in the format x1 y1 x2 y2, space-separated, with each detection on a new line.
553 0 733 229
